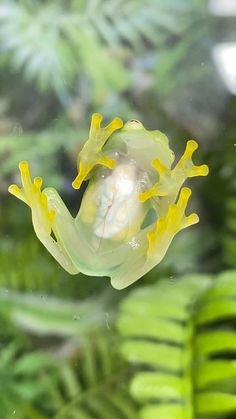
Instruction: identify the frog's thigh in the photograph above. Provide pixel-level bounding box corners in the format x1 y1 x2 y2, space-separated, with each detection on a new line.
42 187 79 274
110 237 148 289
110 256 146 289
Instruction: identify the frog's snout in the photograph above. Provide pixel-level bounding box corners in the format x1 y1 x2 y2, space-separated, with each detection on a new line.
124 119 144 130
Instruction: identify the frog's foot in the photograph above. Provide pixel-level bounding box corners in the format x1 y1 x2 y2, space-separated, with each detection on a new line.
147 187 199 257
72 160 95 190
139 140 209 203
175 140 209 178
8 161 55 235
72 113 123 189
72 154 116 190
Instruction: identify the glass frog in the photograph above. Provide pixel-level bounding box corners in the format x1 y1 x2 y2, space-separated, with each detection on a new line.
8 114 209 289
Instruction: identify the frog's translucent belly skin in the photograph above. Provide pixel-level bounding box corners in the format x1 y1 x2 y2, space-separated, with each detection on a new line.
8 114 209 289
84 163 143 240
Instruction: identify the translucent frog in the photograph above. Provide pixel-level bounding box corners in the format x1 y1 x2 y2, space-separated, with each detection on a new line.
8 114 209 289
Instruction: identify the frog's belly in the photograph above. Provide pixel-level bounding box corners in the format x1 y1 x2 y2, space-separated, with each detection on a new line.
77 162 148 273
80 163 144 243
94 192 141 239
92 164 144 241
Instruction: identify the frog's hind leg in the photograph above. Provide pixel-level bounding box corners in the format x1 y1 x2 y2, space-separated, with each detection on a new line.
42 187 80 274
9 161 79 274
110 255 147 290
110 234 148 290
147 187 199 257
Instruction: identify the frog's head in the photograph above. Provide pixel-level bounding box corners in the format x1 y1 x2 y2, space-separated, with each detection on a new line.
123 119 145 130
115 118 175 169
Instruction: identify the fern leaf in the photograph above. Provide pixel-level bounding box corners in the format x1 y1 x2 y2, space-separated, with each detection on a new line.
196 360 236 388
117 272 236 418
40 336 138 419
0 0 194 97
196 392 236 415
195 331 236 356
0 342 51 419
0 289 109 337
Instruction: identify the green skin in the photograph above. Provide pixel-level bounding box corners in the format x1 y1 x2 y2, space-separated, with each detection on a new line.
9 119 208 289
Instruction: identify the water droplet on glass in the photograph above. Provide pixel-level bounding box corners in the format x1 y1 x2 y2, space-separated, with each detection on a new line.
105 312 110 329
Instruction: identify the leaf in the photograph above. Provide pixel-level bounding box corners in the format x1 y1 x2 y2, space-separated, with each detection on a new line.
130 372 183 401
46 336 138 419
121 341 183 372
196 392 236 414
196 360 236 389
117 272 236 419
121 296 188 321
117 313 185 344
202 270 236 301
196 299 236 325
196 331 236 357
140 404 183 419
0 0 202 102
0 342 52 417
0 290 108 337
14 352 51 375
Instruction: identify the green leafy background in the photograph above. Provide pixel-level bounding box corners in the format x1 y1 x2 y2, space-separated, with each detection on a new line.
0 0 236 418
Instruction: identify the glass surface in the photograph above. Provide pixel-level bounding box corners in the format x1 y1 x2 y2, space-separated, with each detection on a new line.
0 1 236 418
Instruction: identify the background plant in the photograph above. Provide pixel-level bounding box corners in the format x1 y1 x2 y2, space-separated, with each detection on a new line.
0 0 236 418
117 271 236 419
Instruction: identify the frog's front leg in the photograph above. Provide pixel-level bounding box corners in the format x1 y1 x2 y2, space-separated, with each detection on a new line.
139 140 209 208
8 161 79 274
72 113 123 190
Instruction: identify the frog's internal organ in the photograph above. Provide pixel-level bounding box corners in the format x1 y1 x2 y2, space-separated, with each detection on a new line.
94 163 142 239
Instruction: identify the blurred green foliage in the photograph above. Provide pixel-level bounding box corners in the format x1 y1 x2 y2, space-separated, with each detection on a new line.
117 271 236 419
0 0 236 418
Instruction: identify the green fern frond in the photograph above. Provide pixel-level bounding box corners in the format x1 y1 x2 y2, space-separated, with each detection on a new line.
0 342 51 419
117 271 236 418
41 335 138 419
0 288 110 338
0 0 194 96
0 2 77 92
214 125 236 268
0 129 82 187
223 186 236 267
86 0 189 49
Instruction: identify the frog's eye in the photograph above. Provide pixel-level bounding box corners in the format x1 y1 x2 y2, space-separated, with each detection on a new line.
124 119 144 130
